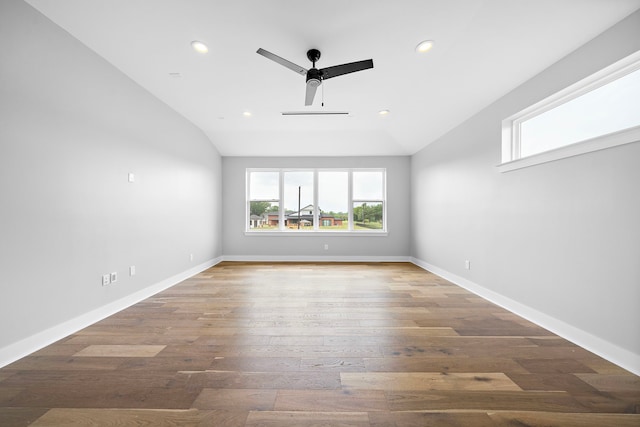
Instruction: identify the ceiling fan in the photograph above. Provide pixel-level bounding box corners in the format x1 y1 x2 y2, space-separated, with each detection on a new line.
257 48 373 106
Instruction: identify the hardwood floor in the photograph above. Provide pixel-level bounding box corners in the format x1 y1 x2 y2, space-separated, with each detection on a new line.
1 262 638 426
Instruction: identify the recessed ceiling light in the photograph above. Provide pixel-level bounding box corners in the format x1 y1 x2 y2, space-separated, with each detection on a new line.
243 111 252 117
378 109 390 115
191 40 208 54
415 40 434 53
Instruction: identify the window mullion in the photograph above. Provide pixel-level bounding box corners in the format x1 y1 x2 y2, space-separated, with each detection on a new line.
313 169 319 230
278 170 284 231
347 170 353 231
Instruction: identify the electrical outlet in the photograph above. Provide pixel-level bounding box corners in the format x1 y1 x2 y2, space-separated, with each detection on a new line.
102 274 110 286
110 272 118 283
324 244 329 250
465 260 471 270
190 253 194 262
129 265 136 276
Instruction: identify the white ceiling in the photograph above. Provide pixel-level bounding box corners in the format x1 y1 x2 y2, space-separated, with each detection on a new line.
26 0 640 157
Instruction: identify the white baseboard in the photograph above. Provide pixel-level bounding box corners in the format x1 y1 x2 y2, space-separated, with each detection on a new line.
222 255 412 263
0 257 223 369
410 257 640 376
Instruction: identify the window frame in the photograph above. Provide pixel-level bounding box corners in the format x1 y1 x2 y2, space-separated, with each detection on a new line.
499 50 640 173
246 168 387 235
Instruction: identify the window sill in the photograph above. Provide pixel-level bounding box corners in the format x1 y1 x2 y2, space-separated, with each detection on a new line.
498 125 640 173
245 231 388 237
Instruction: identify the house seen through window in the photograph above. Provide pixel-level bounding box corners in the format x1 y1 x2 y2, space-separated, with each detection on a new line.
247 168 386 233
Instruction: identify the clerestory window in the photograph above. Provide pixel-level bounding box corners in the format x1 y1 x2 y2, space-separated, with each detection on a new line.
500 50 640 172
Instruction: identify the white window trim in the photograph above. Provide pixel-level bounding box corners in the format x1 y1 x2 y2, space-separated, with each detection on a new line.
246 168 387 235
499 50 640 173
245 231 388 237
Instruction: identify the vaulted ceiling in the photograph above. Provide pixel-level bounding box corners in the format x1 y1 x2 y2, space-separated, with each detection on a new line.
26 0 640 156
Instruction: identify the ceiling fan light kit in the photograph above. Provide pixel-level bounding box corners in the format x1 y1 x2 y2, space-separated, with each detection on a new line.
257 47 373 106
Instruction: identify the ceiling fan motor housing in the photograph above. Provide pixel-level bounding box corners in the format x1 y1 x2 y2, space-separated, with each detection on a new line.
306 67 322 86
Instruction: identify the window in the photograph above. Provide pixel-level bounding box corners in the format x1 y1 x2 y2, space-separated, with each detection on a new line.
246 168 386 233
353 171 384 230
248 171 279 230
500 50 640 172
318 171 348 231
284 171 314 229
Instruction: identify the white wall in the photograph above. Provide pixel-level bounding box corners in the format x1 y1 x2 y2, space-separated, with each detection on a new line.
0 0 222 364
411 10 640 373
222 156 411 260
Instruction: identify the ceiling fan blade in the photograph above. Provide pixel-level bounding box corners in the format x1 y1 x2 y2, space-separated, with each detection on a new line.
257 48 307 75
305 81 319 106
320 59 373 80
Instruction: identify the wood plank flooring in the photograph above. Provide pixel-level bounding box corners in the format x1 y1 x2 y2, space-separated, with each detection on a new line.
1 262 638 426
